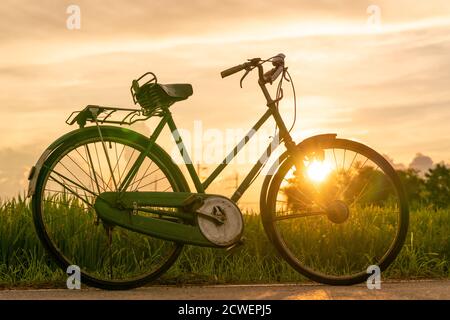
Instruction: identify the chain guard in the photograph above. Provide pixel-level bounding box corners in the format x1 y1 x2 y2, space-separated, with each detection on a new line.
196 196 244 247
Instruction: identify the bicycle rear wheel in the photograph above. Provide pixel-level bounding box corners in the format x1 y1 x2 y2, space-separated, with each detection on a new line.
263 139 409 285
32 126 189 290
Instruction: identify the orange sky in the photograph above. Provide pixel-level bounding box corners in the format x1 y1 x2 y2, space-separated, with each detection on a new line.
1 0 449 204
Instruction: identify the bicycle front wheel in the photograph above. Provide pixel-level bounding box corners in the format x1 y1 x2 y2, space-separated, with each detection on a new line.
264 138 409 285
32 126 189 289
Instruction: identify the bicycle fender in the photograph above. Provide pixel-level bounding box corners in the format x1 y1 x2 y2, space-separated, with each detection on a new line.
27 127 91 197
27 149 52 197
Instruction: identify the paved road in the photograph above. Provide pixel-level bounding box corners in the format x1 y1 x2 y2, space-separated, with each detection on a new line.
0 280 449 300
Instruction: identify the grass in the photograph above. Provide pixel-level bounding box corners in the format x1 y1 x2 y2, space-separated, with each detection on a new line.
0 196 448 288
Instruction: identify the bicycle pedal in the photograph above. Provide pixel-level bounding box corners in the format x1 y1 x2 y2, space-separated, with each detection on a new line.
225 237 246 252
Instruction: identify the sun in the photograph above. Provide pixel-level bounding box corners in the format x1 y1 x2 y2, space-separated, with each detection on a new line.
306 160 332 183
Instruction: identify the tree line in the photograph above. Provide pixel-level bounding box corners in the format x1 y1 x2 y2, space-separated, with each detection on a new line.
282 163 450 211
397 164 450 209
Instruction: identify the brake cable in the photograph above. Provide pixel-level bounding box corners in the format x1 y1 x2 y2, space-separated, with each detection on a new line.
285 70 297 133
272 69 285 136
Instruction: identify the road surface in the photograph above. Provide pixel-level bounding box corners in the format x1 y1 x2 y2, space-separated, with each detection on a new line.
0 280 448 300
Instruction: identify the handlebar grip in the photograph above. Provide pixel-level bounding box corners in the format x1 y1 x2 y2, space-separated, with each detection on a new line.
263 65 284 83
221 64 246 78
271 65 284 82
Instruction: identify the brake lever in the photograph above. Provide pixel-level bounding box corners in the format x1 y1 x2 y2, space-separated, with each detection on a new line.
240 68 251 88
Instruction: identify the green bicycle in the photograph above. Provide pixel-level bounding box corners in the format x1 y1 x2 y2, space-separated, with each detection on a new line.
28 54 409 290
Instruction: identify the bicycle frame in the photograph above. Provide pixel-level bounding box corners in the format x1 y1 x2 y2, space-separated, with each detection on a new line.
119 65 297 203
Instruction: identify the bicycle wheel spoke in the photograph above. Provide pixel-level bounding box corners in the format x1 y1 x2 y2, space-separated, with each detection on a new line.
274 211 326 221
48 175 93 207
93 142 107 191
279 192 313 211
73 148 99 194
57 159 92 192
43 190 96 204
132 160 154 191
117 148 136 191
332 148 338 171
138 175 169 191
335 151 360 199
84 144 104 194
72 147 110 194
336 156 370 200
47 167 97 197
128 166 159 191
283 177 327 211
91 129 118 192
348 151 358 173
349 165 380 206
109 142 126 188
67 151 98 188
128 160 153 191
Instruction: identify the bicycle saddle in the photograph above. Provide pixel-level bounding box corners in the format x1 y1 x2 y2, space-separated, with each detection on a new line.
132 81 193 111
158 84 193 100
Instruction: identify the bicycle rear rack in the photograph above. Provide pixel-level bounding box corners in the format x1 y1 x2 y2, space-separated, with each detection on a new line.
66 105 156 128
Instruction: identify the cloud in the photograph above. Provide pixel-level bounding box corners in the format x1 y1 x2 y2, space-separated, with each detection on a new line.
0 147 40 198
2 22 450 161
1 0 450 46
409 153 434 174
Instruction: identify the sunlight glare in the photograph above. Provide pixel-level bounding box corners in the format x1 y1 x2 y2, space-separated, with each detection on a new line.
306 160 332 183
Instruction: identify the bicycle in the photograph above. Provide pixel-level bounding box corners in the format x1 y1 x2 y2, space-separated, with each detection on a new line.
28 54 409 290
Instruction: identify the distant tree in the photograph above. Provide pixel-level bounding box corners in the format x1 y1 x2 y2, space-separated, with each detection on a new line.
424 164 450 208
396 169 426 207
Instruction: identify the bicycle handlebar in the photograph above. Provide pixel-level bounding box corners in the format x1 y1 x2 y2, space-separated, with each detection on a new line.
220 54 286 84
220 63 249 78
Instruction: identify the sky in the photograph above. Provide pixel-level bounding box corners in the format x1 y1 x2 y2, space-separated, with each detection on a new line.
0 0 449 204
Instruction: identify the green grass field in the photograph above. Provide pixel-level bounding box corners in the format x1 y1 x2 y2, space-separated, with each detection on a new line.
0 196 448 288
